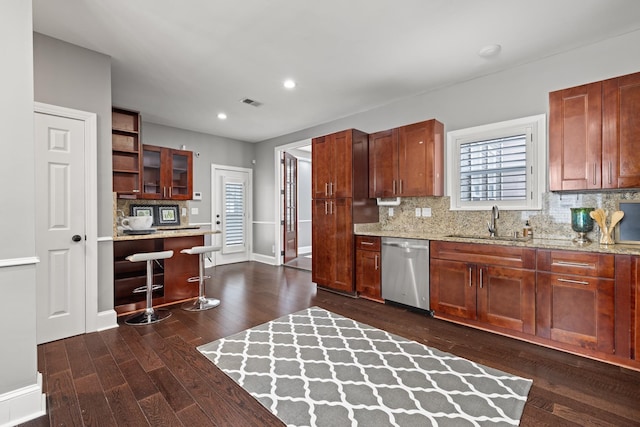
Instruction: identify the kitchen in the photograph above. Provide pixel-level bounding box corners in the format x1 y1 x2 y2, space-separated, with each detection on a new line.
4 1 640 426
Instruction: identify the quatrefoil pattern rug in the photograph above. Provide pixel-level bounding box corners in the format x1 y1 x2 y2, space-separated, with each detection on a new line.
198 307 532 426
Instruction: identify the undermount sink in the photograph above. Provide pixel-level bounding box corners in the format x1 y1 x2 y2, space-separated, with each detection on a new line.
446 234 532 242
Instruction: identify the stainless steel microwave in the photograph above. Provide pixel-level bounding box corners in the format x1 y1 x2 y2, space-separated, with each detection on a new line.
616 201 640 244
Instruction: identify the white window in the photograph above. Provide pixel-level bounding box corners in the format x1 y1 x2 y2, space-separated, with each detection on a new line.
447 114 546 210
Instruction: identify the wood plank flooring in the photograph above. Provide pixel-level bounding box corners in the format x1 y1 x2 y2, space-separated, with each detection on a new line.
21 261 640 426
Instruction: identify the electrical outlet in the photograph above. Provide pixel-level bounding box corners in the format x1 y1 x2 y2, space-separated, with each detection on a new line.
388 207 394 217
422 207 432 217
415 208 422 217
181 207 187 216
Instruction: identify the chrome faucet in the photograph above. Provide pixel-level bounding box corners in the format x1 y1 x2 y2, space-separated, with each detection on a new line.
487 205 499 237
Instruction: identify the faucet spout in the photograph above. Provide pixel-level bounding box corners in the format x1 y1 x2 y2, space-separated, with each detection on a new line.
487 205 499 236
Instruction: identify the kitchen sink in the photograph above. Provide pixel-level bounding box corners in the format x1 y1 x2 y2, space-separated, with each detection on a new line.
446 234 532 242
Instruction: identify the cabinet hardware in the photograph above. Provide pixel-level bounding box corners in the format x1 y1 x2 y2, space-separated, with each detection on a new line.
329 182 333 196
469 267 472 287
324 200 328 215
169 187 172 198
329 201 333 215
163 187 167 198
557 278 590 285
325 183 328 197
361 241 374 246
375 255 379 270
479 268 483 288
392 180 396 195
554 261 592 268
399 179 403 194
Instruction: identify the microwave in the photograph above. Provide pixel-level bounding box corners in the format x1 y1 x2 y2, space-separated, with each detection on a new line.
615 201 640 244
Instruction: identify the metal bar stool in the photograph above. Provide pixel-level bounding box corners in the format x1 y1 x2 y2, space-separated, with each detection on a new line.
181 245 221 311
124 250 174 325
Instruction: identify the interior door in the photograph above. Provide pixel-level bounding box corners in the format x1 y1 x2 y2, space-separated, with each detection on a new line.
212 166 251 265
283 152 298 263
34 112 86 344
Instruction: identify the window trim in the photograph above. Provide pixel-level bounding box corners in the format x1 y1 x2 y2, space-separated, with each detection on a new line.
447 114 546 211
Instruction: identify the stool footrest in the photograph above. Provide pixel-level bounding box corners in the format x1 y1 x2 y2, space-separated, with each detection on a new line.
187 276 211 283
133 284 163 294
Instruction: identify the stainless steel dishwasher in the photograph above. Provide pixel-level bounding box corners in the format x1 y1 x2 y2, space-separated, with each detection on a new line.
381 237 430 311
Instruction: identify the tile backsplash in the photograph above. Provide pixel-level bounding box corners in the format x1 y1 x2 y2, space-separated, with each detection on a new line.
359 191 640 241
113 193 189 234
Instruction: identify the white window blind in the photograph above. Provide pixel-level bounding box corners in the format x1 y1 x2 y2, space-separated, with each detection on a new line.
224 181 245 246
459 134 527 202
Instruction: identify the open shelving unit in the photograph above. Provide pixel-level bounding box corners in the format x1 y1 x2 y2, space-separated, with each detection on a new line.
112 108 142 196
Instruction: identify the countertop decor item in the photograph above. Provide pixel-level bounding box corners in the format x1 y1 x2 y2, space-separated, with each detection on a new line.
590 208 624 245
571 207 594 245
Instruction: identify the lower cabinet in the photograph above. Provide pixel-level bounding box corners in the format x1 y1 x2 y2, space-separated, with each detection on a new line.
113 235 202 315
430 241 536 335
355 236 382 302
536 250 615 354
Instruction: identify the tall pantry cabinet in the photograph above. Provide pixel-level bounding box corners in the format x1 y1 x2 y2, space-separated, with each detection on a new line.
312 129 378 293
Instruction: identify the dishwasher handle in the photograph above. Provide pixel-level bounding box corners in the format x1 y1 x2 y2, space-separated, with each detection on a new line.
382 241 429 250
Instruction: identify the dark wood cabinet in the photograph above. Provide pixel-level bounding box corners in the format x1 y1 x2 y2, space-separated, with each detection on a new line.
142 144 193 200
311 129 378 294
113 235 202 315
549 70 640 191
112 108 142 196
369 119 444 198
536 250 615 354
430 241 536 335
355 236 382 302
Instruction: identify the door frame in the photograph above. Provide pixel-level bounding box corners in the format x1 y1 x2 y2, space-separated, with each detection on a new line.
34 102 99 334
273 139 311 266
211 164 253 265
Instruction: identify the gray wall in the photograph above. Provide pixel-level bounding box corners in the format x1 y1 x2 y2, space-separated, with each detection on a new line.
33 33 115 311
0 0 38 398
252 29 640 257
141 122 254 225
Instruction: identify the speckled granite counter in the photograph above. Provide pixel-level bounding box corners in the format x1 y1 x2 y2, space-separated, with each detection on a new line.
355 229 640 256
114 228 219 241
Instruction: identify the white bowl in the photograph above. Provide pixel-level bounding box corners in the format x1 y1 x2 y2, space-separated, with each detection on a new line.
121 215 153 230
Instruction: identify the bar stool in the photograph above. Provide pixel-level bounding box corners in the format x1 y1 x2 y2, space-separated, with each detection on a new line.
125 250 174 325
181 245 221 311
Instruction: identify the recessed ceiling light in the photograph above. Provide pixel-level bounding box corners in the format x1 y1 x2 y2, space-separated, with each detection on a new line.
283 79 296 89
217 112 227 120
478 44 502 58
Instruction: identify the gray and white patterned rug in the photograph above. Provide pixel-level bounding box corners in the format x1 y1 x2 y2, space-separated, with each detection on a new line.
198 307 532 427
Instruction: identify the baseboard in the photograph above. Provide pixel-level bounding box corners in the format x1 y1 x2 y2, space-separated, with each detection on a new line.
0 373 46 427
298 246 312 254
252 253 277 265
95 309 118 332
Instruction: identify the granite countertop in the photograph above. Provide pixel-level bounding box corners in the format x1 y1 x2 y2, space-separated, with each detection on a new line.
355 229 640 256
114 227 219 241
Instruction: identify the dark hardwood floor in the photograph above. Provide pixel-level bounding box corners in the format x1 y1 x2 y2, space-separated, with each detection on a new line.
22 262 640 426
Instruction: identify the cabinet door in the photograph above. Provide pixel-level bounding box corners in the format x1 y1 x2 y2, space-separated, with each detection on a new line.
331 131 353 199
142 145 165 198
312 199 334 285
549 82 602 191
312 136 332 199
398 120 443 196
603 71 640 189
355 249 381 301
169 149 193 200
536 272 615 353
332 198 354 293
368 129 398 198
477 266 535 335
430 259 476 320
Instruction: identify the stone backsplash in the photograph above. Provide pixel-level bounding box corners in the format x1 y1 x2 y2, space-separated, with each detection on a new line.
113 193 189 235
357 191 640 241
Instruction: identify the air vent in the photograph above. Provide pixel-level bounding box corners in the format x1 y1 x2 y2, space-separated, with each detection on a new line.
240 98 262 107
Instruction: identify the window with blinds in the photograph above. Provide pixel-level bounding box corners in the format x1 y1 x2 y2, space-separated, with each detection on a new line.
459 134 527 202
224 181 245 246
447 114 546 210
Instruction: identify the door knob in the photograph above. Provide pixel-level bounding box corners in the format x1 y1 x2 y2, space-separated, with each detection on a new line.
72 235 82 242
216 221 221 225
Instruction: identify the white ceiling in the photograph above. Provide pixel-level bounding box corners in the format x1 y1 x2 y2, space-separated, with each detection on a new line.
33 0 640 143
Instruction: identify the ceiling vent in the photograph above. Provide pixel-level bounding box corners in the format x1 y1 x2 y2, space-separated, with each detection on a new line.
240 98 262 107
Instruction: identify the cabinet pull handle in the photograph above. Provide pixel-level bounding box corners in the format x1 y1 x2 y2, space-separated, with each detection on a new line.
361 241 375 246
399 179 403 194
330 182 334 196
469 267 472 287
325 183 328 197
392 180 396 195
557 278 590 286
163 187 167 198
479 268 483 289
554 261 592 268
330 201 333 215
324 200 328 215
169 187 172 198
375 255 379 270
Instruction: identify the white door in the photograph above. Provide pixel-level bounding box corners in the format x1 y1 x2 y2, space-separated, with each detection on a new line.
35 112 86 344
212 166 252 265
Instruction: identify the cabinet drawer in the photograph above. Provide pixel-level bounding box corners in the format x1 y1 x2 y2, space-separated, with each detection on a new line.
355 236 381 251
431 240 535 269
537 250 614 278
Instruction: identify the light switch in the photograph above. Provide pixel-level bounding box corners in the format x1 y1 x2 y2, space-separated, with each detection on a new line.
191 207 199 215
388 207 394 217
422 207 432 217
181 208 187 216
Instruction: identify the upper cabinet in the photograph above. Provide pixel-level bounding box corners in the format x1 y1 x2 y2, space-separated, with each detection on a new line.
369 119 444 198
112 108 142 196
549 71 640 191
312 129 365 199
142 145 193 200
